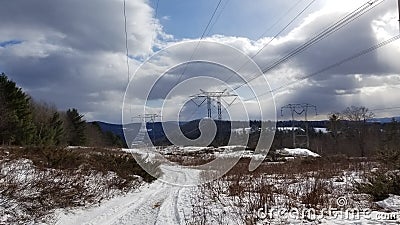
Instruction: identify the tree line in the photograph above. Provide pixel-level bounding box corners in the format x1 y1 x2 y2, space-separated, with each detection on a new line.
271 105 400 157
0 73 124 147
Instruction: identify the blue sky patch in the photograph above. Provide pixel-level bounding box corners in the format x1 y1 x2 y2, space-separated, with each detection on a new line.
0 40 23 48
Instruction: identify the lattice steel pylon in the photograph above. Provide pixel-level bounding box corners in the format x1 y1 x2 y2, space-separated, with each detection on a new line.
398 0 400 33
281 103 317 148
190 89 237 120
131 114 160 147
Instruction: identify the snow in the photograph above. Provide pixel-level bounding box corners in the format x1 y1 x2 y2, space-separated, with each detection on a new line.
277 127 305 132
277 148 320 157
231 128 252 134
314 127 329 133
51 147 400 224
376 195 400 212
123 148 160 163
55 165 200 225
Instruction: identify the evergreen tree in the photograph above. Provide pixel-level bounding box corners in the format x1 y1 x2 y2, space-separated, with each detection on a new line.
30 100 65 146
327 113 341 148
0 73 35 145
50 112 64 145
66 108 86 146
377 118 400 169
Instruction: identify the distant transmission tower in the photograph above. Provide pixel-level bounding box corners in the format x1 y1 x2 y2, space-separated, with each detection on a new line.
398 0 400 32
190 89 237 120
131 113 160 147
281 103 317 148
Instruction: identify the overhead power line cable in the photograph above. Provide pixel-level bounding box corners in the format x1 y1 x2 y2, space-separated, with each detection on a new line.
243 34 400 102
261 0 385 74
173 0 223 87
123 0 130 84
256 0 306 39
205 0 229 37
231 0 386 91
224 0 316 84
250 0 317 60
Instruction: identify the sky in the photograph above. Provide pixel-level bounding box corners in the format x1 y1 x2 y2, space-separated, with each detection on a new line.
0 0 400 123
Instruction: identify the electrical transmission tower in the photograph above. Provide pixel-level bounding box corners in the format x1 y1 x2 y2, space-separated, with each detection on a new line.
398 0 400 32
190 89 237 120
131 113 160 147
281 103 317 148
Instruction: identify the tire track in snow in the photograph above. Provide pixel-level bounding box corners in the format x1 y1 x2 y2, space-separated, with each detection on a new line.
56 166 199 225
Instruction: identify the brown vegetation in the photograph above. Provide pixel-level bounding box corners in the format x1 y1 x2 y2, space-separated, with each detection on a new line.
0 146 159 224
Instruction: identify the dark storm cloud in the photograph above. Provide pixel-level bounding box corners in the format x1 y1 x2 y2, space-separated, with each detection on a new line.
0 0 399 122
0 0 158 122
0 0 154 54
250 1 400 116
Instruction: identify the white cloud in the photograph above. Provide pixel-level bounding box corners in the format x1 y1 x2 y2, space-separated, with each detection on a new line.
0 0 399 123
0 0 163 123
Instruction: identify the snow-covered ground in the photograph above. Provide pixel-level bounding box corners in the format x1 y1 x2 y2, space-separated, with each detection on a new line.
8 146 395 225
277 148 321 157
55 165 200 225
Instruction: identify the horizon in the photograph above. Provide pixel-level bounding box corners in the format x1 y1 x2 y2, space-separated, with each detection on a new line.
1 0 399 123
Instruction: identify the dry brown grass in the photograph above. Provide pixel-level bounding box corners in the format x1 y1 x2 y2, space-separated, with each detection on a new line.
189 156 378 224
0 146 160 224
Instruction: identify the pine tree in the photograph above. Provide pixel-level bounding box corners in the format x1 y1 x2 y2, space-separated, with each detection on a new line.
66 108 86 146
377 118 400 169
50 112 64 145
327 113 341 148
0 73 35 145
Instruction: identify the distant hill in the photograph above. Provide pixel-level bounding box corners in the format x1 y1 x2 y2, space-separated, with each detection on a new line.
95 121 186 145
96 122 124 139
368 117 400 123
95 117 399 146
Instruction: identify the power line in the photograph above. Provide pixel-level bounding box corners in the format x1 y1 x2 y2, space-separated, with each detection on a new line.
250 0 317 60
173 0 223 87
256 0 306 39
190 89 237 120
183 0 315 123
231 0 385 91
175 0 392 126
220 34 400 121
272 34 400 93
232 34 400 104
131 114 160 146
154 0 160 19
123 0 130 84
398 0 400 32
206 0 231 36
200 0 223 40
151 0 160 47
281 103 317 148
224 0 316 84
260 0 385 74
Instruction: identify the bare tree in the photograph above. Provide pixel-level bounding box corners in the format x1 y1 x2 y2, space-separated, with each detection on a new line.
340 106 374 157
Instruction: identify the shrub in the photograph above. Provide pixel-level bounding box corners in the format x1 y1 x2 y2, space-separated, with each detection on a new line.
355 170 400 201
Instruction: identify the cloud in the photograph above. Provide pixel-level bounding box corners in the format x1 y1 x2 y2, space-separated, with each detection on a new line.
0 0 164 123
0 0 399 123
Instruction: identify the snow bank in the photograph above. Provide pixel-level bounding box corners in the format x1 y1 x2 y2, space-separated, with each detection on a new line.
277 148 320 157
376 195 400 211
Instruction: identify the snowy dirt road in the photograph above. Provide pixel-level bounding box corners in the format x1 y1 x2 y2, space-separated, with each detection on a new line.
56 166 199 225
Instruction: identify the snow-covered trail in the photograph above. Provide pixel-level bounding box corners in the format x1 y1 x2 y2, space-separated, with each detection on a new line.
55 166 199 225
